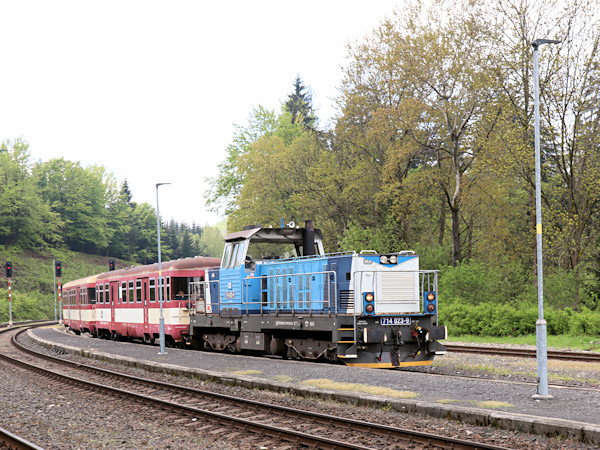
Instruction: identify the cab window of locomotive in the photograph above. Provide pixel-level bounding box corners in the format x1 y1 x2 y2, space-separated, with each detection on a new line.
149 279 156 302
221 243 233 268
88 287 96 304
235 240 247 267
228 243 240 269
128 280 134 303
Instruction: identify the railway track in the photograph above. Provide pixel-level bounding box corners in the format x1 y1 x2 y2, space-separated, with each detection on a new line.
0 326 510 450
0 426 44 450
445 343 600 362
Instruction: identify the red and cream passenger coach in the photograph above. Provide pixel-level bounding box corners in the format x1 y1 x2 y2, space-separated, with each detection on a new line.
62 256 220 346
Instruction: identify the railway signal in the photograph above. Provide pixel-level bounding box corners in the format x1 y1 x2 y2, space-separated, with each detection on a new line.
55 261 62 278
109 259 115 271
5 261 12 278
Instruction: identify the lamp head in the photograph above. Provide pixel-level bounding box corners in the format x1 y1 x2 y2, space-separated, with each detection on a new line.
532 39 561 48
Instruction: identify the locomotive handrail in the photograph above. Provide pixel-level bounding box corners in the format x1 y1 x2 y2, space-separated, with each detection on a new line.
259 251 355 265
240 270 338 316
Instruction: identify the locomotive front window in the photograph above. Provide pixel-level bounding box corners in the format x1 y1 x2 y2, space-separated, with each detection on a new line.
235 241 247 267
221 243 233 268
229 243 240 269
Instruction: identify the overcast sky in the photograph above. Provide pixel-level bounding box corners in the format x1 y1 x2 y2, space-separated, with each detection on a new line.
1 1 402 227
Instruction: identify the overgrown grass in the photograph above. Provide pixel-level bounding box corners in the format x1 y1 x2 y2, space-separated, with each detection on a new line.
302 379 419 398
446 334 600 351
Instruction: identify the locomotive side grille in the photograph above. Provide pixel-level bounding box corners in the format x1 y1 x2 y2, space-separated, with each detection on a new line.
340 290 354 309
381 272 417 303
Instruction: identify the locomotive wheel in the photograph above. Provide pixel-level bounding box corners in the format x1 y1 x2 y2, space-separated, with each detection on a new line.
269 337 285 356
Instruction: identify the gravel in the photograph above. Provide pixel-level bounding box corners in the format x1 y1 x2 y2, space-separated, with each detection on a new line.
0 329 598 449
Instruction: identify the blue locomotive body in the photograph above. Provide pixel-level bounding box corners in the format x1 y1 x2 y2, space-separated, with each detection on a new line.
190 221 446 368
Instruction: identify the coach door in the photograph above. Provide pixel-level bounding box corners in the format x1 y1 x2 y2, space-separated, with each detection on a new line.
110 282 118 325
142 278 149 334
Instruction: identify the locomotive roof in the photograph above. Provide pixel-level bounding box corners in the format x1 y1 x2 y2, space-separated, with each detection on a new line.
96 256 221 281
224 226 322 243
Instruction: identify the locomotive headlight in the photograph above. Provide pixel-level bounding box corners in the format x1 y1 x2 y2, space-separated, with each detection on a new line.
427 303 436 312
365 293 374 302
427 292 435 301
365 303 375 313
389 255 398 264
380 255 389 264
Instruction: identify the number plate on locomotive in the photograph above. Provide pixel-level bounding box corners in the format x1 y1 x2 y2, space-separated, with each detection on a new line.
380 317 411 326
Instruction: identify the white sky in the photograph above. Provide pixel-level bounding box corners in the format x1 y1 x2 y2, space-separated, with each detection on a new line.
0 1 401 227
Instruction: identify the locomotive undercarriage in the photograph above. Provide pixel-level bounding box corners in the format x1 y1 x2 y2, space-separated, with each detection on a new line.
189 314 447 368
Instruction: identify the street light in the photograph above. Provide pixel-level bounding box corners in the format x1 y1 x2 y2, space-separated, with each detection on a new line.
156 182 171 355
531 38 560 400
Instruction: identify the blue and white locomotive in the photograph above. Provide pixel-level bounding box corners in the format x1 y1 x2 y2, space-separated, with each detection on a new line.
190 220 447 368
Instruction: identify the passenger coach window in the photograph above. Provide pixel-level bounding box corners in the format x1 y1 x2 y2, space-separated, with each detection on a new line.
105 283 110 305
121 281 126 303
136 280 142 302
97 285 103 304
88 287 96 304
149 279 156 302
128 281 134 303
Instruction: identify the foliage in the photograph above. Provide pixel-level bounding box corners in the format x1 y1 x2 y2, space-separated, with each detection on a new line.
284 75 317 129
0 141 222 265
0 139 61 248
440 301 600 338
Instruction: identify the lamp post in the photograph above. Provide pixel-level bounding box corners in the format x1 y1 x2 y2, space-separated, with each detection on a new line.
531 38 560 400
156 182 171 355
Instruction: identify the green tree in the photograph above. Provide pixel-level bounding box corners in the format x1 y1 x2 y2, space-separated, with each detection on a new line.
35 158 112 253
0 139 61 248
335 0 503 265
206 106 281 216
284 75 316 129
106 180 134 259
